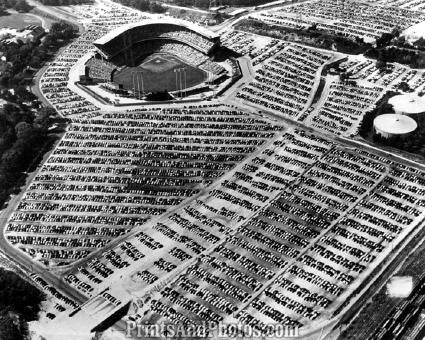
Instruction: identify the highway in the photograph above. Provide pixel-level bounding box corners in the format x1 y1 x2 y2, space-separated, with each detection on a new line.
210 0 311 34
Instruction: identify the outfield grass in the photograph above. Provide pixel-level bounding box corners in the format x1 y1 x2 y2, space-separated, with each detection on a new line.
113 53 206 94
0 13 42 29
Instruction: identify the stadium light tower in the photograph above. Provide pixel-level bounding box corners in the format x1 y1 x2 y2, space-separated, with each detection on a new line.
138 71 145 99
132 72 136 98
174 68 179 99
179 68 183 99
136 72 141 100
183 67 187 98
174 68 186 99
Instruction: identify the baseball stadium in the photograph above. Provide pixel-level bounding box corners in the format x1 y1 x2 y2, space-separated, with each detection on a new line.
82 19 230 99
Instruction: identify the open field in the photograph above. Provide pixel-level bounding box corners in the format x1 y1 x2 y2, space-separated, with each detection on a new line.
0 12 42 29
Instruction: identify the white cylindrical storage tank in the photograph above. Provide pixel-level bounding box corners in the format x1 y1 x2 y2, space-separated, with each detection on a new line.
373 113 417 139
388 94 425 116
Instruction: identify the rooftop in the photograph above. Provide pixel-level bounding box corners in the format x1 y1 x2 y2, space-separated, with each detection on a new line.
389 93 425 114
374 113 417 135
94 18 219 46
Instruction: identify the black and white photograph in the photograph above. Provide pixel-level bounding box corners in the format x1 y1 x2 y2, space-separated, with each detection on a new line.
1 0 425 339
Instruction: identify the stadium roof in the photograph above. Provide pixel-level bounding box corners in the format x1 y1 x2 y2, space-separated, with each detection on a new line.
389 93 425 114
94 18 219 46
374 113 417 135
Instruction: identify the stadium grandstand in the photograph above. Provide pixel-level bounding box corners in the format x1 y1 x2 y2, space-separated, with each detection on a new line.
93 18 220 65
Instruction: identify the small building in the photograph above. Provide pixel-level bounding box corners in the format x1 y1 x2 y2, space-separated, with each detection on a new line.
387 276 413 298
0 25 45 44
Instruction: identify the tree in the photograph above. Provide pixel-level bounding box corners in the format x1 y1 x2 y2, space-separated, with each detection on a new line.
375 59 387 71
194 0 210 8
29 55 42 68
13 0 31 12
50 21 77 40
0 4 8 15
6 0 17 8
376 32 394 48
14 121 32 139
340 72 350 82
308 23 318 31
398 81 411 92
414 37 425 49
148 1 165 13
0 313 22 340
14 86 35 102
34 107 55 128
391 26 402 38
394 35 407 48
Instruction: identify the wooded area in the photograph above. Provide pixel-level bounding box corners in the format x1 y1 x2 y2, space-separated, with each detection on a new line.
0 268 45 340
0 21 75 206
173 0 276 7
112 0 165 13
37 0 92 6
0 21 76 87
0 0 32 15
